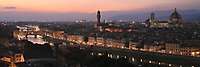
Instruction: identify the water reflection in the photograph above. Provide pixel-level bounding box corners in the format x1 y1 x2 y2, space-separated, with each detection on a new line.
90 52 198 67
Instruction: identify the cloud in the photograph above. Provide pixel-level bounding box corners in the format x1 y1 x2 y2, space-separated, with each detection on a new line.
2 6 17 10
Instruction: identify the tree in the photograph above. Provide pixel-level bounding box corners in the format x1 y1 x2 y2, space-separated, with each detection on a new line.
124 39 130 48
83 35 89 44
123 32 130 48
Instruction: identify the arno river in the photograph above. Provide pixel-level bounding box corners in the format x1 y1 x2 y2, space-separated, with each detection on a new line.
25 36 200 67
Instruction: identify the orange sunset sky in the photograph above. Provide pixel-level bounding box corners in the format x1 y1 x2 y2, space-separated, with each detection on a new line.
0 0 200 13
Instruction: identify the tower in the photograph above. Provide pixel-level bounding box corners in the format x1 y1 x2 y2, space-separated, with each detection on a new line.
149 12 158 28
150 12 155 21
95 10 103 31
94 10 101 45
96 10 101 27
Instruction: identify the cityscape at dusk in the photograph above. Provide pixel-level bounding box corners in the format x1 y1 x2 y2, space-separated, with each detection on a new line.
1 0 200 67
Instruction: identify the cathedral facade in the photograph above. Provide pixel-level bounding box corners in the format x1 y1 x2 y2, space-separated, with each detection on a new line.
148 8 183 28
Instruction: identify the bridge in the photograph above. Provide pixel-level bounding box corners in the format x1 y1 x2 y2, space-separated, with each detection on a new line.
13 30 47 38
13 30 64 40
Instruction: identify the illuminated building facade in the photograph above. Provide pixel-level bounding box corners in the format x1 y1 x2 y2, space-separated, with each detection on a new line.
165 43 200 56
0 53 25 67
52 31 65 40
147 8 183 28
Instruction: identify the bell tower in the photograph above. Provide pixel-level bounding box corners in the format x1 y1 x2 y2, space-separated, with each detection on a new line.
96 10 101 28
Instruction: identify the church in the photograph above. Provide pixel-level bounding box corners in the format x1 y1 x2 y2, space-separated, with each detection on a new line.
147 8 183 28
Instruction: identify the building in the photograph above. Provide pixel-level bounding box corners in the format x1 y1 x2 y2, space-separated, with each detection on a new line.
14 53 25 63
165 43 200 56
168 8 183 27
148 12 169 28
0 53 25 67
52 31 65 40
67 35 83 44
165 43 180 54
95 10 134 32
147 8 183 28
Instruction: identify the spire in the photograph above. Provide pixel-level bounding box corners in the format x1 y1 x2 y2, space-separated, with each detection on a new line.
174 8 177 12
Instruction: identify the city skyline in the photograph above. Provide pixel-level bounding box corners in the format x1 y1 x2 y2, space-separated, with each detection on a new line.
1 1 200 67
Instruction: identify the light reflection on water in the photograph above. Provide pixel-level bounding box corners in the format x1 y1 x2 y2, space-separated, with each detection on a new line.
90 52 198 67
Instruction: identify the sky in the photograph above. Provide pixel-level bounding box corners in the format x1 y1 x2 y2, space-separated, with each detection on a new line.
0 0 200 21
0 0 200 13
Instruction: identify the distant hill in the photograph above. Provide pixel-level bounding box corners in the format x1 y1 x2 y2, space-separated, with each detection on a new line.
0 9 200 22
108 9 200 22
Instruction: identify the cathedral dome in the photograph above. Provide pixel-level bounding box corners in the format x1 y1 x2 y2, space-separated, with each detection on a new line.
170 8 182 20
